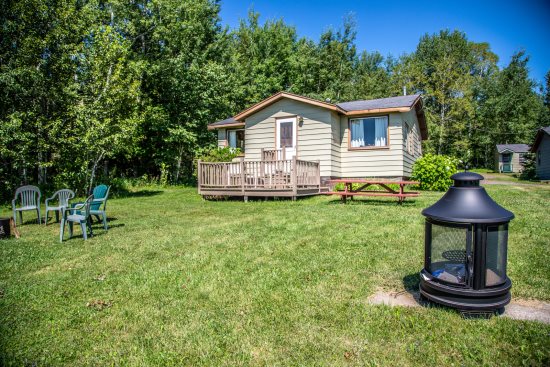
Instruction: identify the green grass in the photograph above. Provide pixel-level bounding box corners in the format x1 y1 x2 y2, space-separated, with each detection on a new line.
470 168 495 173
1 184 549 366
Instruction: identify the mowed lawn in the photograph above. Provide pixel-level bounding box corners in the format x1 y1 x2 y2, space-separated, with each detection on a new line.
1 184 549 366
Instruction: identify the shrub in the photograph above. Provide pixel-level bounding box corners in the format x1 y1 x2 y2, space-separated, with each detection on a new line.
519 153 537 180
412 154 459 191
193 147 242 181
196 146 242 163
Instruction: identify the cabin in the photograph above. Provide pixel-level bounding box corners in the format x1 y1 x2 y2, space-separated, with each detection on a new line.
530 126 550 180
494 144 530 173
199 92 427 199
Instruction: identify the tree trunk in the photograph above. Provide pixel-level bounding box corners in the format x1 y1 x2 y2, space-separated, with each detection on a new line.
88 151 105 195
438 103 446 155
174 146 185 184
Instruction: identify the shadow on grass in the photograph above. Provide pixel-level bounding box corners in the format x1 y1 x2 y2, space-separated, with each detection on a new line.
325 198 418 207
62 223 125 241
114 189 163 198
402 272 420 292
202 196 299 202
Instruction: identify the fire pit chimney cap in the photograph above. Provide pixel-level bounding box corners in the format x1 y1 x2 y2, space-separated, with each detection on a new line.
451 171 484 182
422 169 514 223
451 171 484 187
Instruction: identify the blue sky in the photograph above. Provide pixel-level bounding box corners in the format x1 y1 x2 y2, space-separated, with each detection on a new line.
219 0 550 84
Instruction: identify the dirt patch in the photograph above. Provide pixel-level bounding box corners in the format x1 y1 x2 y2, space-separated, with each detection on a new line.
367 290 550 324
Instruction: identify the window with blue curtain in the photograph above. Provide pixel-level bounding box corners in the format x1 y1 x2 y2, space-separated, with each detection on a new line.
349 116 388 148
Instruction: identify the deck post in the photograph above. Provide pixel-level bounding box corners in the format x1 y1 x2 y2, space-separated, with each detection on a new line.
197 160 202 196
316 159 321 192
240 158 245 198
292 155 298 199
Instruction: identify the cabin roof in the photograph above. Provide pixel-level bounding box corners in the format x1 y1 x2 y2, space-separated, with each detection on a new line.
530 126 550 152
336 94 421 112
207 117 244 130
496 144 530 154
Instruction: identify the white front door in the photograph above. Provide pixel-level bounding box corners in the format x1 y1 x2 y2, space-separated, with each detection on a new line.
276 117 297 159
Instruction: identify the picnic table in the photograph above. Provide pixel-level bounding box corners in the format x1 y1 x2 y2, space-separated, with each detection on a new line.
325 179 419 204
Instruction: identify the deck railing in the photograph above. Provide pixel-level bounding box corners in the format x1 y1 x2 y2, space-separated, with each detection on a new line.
261 148 286 161
198 157 320 195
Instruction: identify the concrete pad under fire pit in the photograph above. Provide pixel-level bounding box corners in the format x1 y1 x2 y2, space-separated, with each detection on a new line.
367 290 550 324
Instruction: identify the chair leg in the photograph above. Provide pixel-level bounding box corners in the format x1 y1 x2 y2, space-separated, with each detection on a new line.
81 222 87 240
101 213 108 230
88 218 94 237
60 219 65 242
13 210 17 226
55 210 60 223
37 207 41 225
69 222 73 238
19 211 23 225
45 210 49 225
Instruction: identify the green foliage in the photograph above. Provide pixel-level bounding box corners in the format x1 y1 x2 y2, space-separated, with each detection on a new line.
1 2 548 200
192 146 241 181
519 153 537 180
196 146 242 163
412 154 459 191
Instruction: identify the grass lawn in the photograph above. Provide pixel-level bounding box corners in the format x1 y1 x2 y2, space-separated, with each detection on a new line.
1 184 549 366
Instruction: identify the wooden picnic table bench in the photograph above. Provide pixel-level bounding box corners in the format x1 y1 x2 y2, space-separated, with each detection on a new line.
325 179 420 204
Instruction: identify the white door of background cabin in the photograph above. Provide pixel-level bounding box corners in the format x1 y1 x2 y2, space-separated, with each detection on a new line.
276 117 297 159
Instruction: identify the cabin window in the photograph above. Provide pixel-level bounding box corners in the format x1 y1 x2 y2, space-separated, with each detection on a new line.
349 116 388 148
227 129 245 151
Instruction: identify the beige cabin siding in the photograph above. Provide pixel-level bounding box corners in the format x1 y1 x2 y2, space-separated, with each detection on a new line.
217 129 227 147
330 112 342 177
495 151 523 173
338 112 405 177
244 99 334 177
402 109 422 177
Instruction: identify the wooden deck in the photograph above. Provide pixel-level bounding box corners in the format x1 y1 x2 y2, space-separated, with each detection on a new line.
197 157 320 200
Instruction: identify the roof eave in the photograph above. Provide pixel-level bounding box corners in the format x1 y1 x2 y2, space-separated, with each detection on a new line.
233 92 344 121
207 122 245 130
344 107 412 116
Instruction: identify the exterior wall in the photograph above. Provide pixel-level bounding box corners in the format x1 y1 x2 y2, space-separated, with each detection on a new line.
495 151 523 173
536 134 550 180
217 129 227 148
330 111 342 177
338 112 407 178
215 99 425 179
244 99 333 177
401 109 422 177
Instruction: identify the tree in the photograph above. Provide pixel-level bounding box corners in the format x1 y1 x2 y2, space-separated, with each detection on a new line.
475 51 542 167
406 30 481 158
68 24 143 193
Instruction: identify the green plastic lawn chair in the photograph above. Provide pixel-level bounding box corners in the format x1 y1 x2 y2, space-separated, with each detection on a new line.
90 185 111 230
60 195 94 242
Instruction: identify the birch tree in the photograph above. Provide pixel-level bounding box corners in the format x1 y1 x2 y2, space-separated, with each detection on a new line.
70 25 142 193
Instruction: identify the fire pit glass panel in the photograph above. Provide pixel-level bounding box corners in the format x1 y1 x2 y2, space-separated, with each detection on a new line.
485 224 508 287
429 222 469 285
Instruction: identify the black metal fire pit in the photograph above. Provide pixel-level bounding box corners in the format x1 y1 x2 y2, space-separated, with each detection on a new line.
419 172 514 312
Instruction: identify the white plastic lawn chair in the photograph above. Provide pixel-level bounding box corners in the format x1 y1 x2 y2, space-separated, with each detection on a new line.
45 189 75 225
